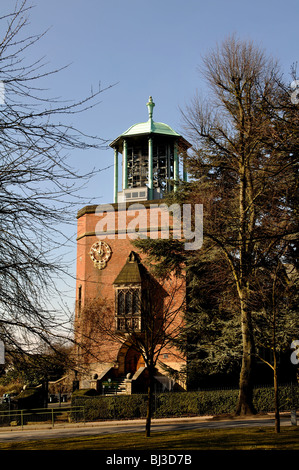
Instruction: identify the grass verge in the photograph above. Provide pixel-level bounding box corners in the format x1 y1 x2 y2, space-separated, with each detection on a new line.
0 426 299 451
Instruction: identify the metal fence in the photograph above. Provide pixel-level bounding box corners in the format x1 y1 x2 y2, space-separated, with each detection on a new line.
0 406 85 429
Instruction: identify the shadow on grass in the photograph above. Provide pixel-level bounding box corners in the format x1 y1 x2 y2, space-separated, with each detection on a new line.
1 427 299 451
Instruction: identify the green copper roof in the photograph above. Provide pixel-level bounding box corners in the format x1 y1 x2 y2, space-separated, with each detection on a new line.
121 119 181 138
109 96 191 150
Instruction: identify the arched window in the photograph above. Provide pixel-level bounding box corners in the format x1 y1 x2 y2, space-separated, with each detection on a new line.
132 289 140 314
117 290 125 315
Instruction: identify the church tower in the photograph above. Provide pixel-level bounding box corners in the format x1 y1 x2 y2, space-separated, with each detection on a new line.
111 96 190 204
74 98 191 392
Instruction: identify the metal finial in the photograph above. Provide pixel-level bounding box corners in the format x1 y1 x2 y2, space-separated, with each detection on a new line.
146 96 155 120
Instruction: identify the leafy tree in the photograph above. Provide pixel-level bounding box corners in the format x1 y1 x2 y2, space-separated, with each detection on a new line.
2 342 73 387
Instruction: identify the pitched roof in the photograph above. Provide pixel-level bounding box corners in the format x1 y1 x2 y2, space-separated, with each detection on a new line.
113 251 148 285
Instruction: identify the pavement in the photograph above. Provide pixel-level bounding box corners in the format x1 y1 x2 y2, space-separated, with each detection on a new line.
0 415 213 433
0 411 294 436
0 413 295 467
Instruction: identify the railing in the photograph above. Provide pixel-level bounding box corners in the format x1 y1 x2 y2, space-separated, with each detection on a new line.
0 406 85 430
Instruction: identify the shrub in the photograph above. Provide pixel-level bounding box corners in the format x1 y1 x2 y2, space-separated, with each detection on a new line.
72 388 99 397
14 387 45 409
71 384 299 422
253 384 299 412
72 394 148 421
0 382 22 397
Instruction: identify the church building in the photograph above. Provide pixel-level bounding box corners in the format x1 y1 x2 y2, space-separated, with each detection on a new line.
74 97 191 394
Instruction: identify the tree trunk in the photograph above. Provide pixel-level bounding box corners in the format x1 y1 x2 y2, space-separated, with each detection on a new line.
272 301 280 433
145 371 154 437
274 353 280 433
236 296 256 415
236 162 256 416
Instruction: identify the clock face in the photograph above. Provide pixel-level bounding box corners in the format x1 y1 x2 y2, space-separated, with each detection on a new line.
89 241 112 269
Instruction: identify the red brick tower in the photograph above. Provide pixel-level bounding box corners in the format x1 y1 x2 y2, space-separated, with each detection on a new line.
74 98 191 393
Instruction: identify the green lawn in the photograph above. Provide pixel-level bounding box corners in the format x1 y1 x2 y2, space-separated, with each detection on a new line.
1 426 299 451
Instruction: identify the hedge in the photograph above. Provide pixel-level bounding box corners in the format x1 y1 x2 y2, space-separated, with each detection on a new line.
72 384 299 422
13 387 45 409
72 393 148 421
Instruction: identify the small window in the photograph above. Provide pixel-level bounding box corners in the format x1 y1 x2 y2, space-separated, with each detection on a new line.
77 285 82 316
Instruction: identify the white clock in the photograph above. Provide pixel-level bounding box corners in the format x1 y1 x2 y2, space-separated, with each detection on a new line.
89 241 112 269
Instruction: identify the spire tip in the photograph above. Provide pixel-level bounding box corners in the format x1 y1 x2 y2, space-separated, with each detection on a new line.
146 96 155 120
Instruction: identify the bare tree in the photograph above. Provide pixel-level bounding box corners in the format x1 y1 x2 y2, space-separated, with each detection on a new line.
135 36 298 416
78 264 186 437
252 251 299 433
180 35 298 415
0 1 113 359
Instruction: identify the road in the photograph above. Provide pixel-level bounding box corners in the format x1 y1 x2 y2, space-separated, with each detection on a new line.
0 414 293 443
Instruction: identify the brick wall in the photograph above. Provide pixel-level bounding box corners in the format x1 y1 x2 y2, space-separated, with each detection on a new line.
74 202 186 388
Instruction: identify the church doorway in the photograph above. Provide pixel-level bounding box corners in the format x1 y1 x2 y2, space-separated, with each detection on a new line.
125 347 145 375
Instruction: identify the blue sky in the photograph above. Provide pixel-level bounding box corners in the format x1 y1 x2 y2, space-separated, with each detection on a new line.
3 0 298 314
25 0 298 204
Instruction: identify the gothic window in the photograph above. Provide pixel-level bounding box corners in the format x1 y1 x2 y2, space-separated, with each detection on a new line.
126 289 133 313
117 289 125 315
115 287 142 332
77 285 82 317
